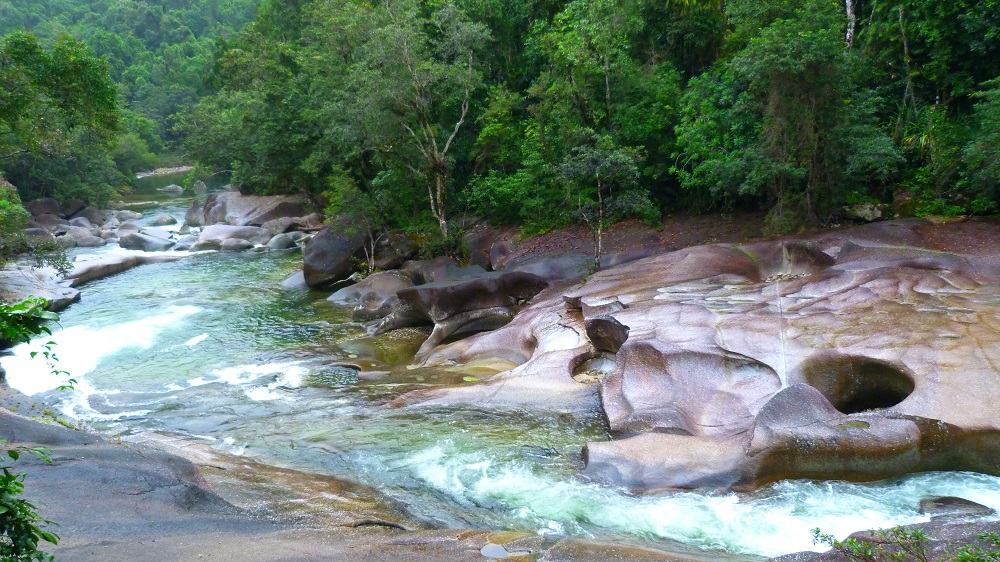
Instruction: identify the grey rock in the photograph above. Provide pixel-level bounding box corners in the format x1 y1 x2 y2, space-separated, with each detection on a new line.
190 240 221 251
585 316 630 353
23 198 60 217
198 224 272 246
75 236 108 247
22 228 54 244
119 233 176 252
59 198 87 219
203 191 308 227
266 233 297 250
150 214 178 226
115 210 143 221
185 199 204 227
75 206 107 226
330 270 415 322
261 217 304 235
302 218 367 288
280 271 308 290
919 496 996 520
220 238 254 251
33 213 69 231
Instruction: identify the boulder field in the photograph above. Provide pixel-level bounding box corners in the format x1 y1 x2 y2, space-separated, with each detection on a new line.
374 218 1000 492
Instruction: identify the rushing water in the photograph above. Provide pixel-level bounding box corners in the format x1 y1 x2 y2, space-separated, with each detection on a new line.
4 185 1000 558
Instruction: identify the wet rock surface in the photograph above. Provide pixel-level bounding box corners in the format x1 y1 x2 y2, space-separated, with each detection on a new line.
401 218 1000 490
0 396 711 562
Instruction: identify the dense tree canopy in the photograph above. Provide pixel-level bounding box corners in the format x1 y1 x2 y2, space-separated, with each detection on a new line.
174 0 1000 236
0 0 258 205
4 0 1000 238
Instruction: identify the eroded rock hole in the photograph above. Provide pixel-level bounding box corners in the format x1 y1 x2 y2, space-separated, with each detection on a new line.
572 352 617 384
802 355 914 414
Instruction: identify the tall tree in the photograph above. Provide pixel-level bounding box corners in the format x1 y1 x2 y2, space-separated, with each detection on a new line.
352 0 490 238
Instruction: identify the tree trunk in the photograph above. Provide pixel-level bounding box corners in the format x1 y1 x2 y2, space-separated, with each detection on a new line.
845 0 857 48
898 5 916 110
594 173 604 271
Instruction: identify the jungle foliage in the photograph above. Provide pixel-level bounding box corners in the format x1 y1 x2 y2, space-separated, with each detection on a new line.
4 0 1000 235
176 0 1000 236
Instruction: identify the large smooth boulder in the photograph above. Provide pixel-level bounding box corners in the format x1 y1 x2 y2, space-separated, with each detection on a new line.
158 184 184 193
60 198 87 219
402 218 1000 491
68 216 94 229
202 191 308 227
266 233 296 250
0 265 79 311
261 217 304 235
22 228 54 244
373 231 423 270
115 210 143 222
150 213 178 226
302 219 366 288
66 253 185 286
198 224 271 246
75 206 107 226
75 236 107 247
61 226 97 242
23 198 60 217
220 238 254 251
280 271 308 290
33 213 68 231
119 233 176 252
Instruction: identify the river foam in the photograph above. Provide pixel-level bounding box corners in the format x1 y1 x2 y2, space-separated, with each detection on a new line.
394 442 1000 557
2 304 203 396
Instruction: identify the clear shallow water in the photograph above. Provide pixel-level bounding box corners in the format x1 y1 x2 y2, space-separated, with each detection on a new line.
4 242 1000 558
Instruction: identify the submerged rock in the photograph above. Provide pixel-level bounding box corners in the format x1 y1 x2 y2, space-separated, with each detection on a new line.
330 270 415 322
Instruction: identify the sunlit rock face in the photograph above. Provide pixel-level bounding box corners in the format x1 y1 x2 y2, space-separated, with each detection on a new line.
402 218 1000 491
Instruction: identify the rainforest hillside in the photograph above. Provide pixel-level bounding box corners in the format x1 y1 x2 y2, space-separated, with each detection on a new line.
3 0 1000 237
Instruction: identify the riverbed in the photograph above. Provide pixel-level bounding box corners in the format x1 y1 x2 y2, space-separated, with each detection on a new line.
4 175 1000 559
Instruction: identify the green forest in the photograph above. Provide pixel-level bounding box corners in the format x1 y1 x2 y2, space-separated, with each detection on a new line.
3 0 1000 238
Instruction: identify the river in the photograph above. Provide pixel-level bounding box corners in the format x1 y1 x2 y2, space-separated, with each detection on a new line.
4 173 1000 559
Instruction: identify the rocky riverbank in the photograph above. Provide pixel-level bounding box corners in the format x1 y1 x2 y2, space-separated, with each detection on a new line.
0 388 716 562
7 194 1000 559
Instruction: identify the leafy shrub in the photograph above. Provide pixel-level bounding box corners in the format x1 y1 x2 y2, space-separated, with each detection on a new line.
0 296 66 561
0 445 58 562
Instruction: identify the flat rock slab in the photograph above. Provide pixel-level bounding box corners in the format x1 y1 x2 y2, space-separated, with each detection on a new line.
67 253 187 287
0 397 715 562
0 265 79 311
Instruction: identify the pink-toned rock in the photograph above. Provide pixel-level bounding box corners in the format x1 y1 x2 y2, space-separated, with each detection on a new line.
396 218 1000 490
